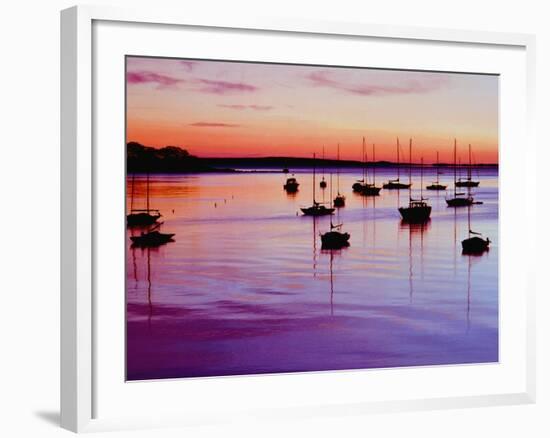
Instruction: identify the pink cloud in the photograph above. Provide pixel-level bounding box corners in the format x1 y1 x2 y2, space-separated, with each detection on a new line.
197 79 258 94
180 61 197 71
218 104 273 111
190 122 240 128
307 70 448 96
127 71 184 87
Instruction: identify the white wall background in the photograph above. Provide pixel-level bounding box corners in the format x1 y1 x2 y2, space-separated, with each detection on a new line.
0 1 547 437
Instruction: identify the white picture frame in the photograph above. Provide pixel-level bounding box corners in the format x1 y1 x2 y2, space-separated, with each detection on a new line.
61 4 536 433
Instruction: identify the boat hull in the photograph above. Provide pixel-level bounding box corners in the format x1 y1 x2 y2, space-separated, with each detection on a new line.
321 231 350 249
462 236 490 254
130 231 175 247
333 195 346 207
426 184 447 190
283 182 299 192
446 197 474 207
383 182 411 189
456 181 480 187
127 212 161 226
398 205 432 223
300 206 335 216
361 186 381 196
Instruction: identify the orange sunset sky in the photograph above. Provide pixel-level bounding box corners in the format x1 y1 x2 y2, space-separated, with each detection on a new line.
126 56 499 164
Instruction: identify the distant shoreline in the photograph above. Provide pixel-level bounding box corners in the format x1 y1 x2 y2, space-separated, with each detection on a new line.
127 142 498 174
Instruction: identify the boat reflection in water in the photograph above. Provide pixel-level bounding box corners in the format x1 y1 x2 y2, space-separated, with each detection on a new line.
126 169 498 381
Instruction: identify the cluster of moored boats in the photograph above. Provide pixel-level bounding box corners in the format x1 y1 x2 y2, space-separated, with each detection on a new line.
283 137 491 254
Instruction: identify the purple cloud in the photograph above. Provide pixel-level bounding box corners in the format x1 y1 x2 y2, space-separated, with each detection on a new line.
127 71 184 87
197 79 258 94
180 61 197 71
218 104 273 111
190 122 240 128
307 70 448 96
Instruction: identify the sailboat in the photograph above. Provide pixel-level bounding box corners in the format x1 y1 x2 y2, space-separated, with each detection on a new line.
383 137 412 189
361 143 382 196
320 146 327 189
301 153 335 216
321 173 350 249
456 144 480 187
130 221 175 247
398 140 431 223
446 139 474 207
333 143 346 207
461 204 490 254
127 172 161 226
352 137 368 192
426 151 447 190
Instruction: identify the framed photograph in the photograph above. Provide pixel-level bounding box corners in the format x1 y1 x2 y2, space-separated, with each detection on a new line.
61 5 536 433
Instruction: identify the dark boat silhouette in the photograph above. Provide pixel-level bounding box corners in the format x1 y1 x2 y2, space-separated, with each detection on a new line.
282 168 289 174
283 176 299 192
361 142 382 196
461 202 490 254
399 142 431 223
383 137 412 189
320 146 327 188
127 172 162 226
426 151 447 190
301 202 335 216
322 174 349 248
462 235 490 253
130 222 175 247
456 144 480 188
301 153 334 216
321 222 350 249
352 137 368 193
446 139 474 207
333 143 346 207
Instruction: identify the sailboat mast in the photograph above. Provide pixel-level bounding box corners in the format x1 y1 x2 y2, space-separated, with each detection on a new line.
408 138 412 200
362 137 366 182
337 143 340 194
397 137 400 180
322 146 325 180
436 151 440 184
453 139 457 197
420 157 424 200
468 144 472 181
130 173 135 211
146 172 150 212
372 143 376 186
313 152 316 204
365 144 369 183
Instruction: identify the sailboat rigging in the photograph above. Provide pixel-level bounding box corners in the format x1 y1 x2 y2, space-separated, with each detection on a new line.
127 172 161 226
456 144 480 187
320 146 327 189
461 203 490 254
383 137 412 189
301 152 335 216
352 137 368 192
426 151 447 190
321 172 350 249
446 139 474 207
333 143 346 207
398 139 431 223
361 143 382 196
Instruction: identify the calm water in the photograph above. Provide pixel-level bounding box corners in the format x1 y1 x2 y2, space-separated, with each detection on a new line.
126 167 499 380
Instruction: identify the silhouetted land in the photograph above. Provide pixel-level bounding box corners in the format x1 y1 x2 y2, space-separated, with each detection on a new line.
127 142 498 173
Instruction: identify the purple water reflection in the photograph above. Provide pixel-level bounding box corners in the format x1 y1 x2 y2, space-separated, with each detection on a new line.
126 168 498 380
